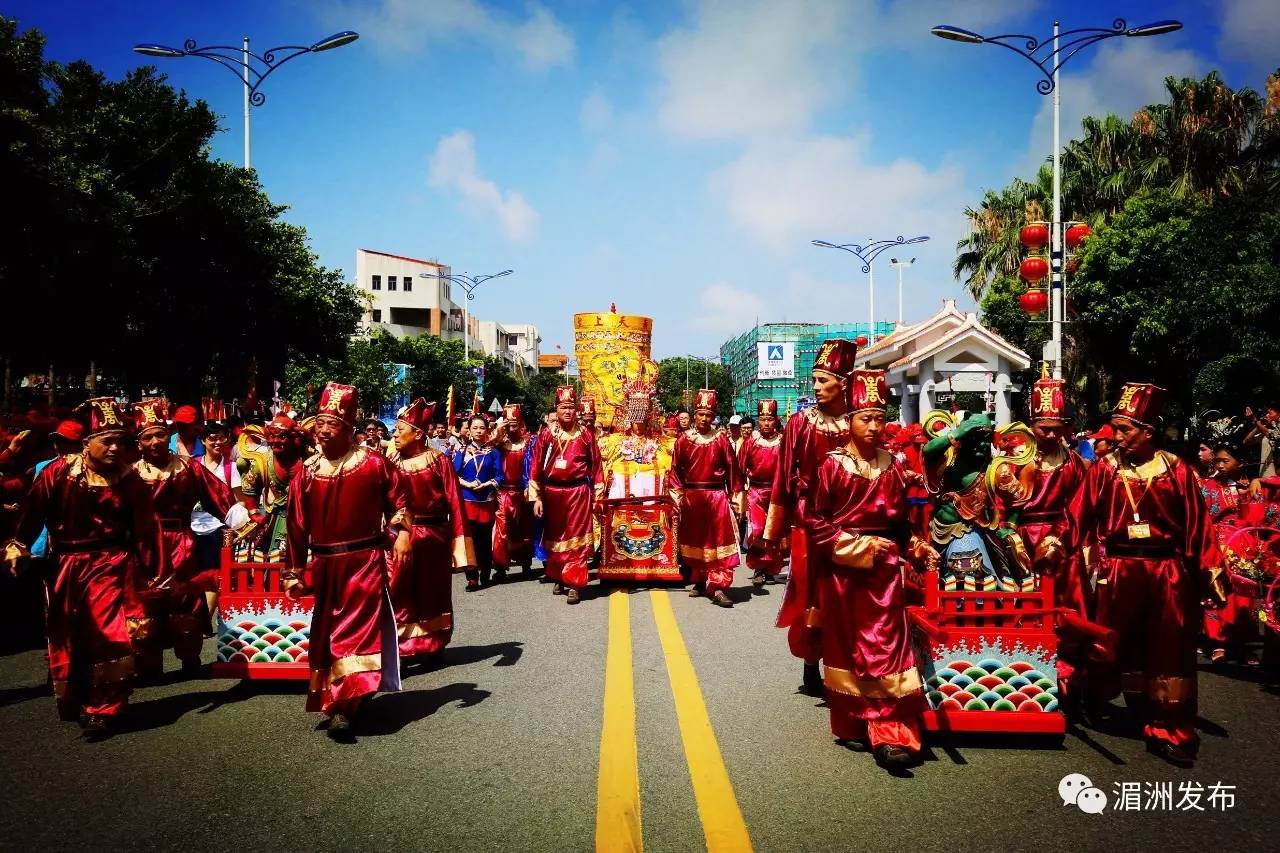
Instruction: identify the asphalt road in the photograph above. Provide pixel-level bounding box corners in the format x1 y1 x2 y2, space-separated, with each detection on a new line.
1 566 1277 852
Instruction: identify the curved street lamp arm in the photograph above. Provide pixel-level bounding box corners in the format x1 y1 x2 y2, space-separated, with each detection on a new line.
136 39 343 107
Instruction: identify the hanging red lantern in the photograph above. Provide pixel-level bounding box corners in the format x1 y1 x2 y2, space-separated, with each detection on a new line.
1019 255 1049 283
1019 289 1048 315
1019 223 1049 250
855 335 869 347
1065 256 1080 275
1065 223 1092 249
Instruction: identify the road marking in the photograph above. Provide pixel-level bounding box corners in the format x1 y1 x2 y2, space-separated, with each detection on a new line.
650 591 753 852
596 590 642 852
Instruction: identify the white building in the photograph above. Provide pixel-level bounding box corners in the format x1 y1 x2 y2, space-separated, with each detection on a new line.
477 321 541 373
354 248 481 352
857 298 1031 425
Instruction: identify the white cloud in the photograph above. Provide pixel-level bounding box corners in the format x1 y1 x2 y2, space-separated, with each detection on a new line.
690 282 770 333
428 131 540 243
324 0 574 69
656 0 854 141
709 134 967 253
1018 38 1207 178
1218 0 1280 73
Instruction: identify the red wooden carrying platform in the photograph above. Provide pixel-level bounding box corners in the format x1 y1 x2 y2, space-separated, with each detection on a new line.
209 547 314 681
910 570 1066 736
597 495 683 583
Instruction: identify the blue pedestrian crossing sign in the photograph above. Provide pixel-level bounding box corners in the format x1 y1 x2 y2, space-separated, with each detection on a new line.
756 342 794 379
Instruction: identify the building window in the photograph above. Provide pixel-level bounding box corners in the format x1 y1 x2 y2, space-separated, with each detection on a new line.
403 276 412 292
371 275 381 291
372 309 382 322
388 275 397 291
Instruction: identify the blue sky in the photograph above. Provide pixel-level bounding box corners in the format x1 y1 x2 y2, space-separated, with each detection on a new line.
12 0 1276 358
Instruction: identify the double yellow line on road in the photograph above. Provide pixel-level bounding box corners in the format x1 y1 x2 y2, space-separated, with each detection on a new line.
595 590 752 852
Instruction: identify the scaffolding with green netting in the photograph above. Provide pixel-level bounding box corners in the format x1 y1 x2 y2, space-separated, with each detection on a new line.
719 322 896 416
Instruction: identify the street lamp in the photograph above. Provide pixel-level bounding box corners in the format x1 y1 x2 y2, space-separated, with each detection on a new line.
419 269 514 363
888 257 916 327
930 17 1183 379
812 236 930 343
132 30 360 169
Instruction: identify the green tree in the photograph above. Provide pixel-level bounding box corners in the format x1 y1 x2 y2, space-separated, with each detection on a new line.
656 357 733 419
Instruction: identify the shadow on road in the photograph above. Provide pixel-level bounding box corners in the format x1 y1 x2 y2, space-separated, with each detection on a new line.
0 682 51 708
360 682 491 736
434 641 524 669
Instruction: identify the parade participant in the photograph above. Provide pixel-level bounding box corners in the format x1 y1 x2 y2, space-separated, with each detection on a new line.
1199 418 1257 664
676 410 692 433
169 405 204 458
669 389 741 607
765 339 856 694
454 414 504 589
131 399 234 678
390 399 474 660
236 413 305 562
285 382 411 739
578 396 598 435
493 404 535 577
738 399 783 588
4 399 163 738
1089 423 1115 458
808 369 939 769
528 386 601 605
361 418 388 455
1018 369 1091 706
1044 383 1221 767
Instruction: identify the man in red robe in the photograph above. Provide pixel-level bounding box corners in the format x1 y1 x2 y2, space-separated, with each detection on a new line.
738 398 783 589
4 399 163 738
529 386 601 605
285 382 412 739
1045 382 1221 767
493 404 535 577
1018 370 1092 708
131 399 234 678
809 369 939 769
765 339 856 694
670 389 741 607
389 398 474 661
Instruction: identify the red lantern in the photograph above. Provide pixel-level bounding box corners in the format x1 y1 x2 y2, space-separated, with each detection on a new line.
855 335 868 347
1065 256 1080 275
1065 223 1092 249
1019 289 1048 315
1019 256 1048 283
1019 223 1049 250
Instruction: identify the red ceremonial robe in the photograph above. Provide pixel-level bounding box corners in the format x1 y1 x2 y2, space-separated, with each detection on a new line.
739 432 784 576
765 408 852 662
1199 477 1252 650
287 447 408 715
133 455 233 666
670 430 742 592
808 448 927 750
493 437 534 570
1058 451 1221 749
527 424 600 590
392 449 474 657
10 455 163 719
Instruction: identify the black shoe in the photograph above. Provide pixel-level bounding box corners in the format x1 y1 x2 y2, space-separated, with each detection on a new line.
465 580 481 592
327 713 356 742
553 582 566 596
711 590 733 608
688 583 705 598
751 571 765 588
800 662 823 697
1146 740 1195 768
492 569 507 584
566 588 581 605
180 657 204 677
81 714 113 741
874 744 917 769
835 737 869 752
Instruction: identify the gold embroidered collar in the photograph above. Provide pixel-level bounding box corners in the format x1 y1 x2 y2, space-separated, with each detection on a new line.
1110 449 1174 480
685 430 720 446
549 424 583 443
68 453 123 487
135 455 186 483
307 447 368 478
751 431 781 448
829 447 893 480
396 448 441 473
804 407 851 436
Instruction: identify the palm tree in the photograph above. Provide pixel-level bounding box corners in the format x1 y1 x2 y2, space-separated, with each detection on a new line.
953 171 1049 301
